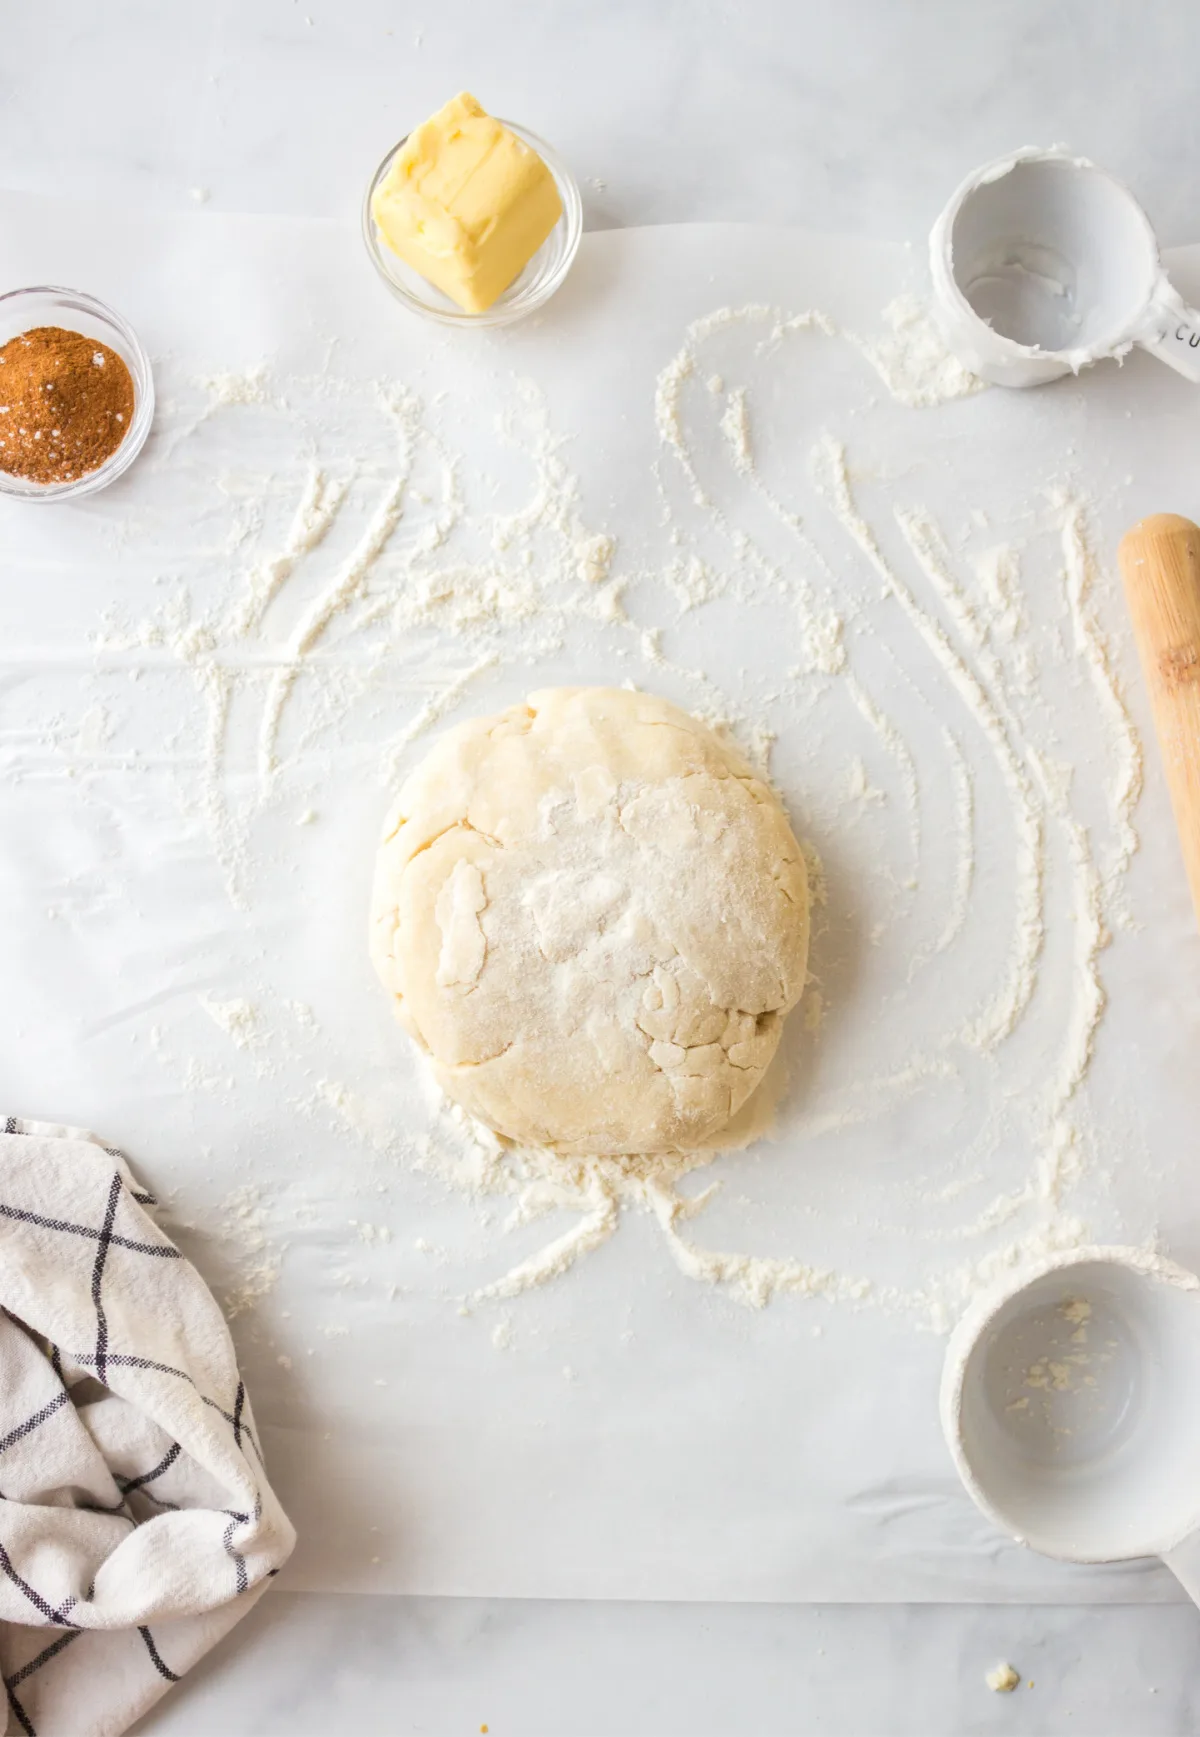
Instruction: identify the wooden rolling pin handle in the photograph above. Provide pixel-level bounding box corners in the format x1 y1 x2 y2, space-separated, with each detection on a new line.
1117 513 1200 932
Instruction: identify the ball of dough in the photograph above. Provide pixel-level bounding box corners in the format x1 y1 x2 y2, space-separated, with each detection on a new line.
369 687 810 1155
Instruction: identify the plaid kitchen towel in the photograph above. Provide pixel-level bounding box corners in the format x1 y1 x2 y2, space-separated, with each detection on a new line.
0 1118 295 1737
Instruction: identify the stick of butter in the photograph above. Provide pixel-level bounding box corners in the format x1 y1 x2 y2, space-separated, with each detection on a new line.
372 92 563 315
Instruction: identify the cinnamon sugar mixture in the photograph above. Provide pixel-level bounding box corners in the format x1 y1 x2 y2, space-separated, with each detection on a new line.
0 325 134 484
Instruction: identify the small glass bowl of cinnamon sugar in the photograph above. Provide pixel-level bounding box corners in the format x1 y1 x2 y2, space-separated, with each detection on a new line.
0 287 154 502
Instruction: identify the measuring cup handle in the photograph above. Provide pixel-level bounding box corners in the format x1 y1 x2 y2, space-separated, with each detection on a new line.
1139 278 1200 382
1163 1530 1200 1607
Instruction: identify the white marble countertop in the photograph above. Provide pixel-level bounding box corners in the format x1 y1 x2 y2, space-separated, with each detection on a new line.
140 1592 1200 1736
9 1 1200 1731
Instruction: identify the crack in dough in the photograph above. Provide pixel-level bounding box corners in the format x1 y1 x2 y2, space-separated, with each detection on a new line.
369 687 811 1155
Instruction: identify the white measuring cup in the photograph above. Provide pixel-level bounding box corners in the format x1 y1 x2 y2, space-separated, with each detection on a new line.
930 147 1200 387
941 1247 1200 1602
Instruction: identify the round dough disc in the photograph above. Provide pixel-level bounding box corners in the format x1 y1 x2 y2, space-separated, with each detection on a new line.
369 687 810 1155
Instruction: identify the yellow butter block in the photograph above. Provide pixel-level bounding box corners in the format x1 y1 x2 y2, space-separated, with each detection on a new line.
372 92 563 314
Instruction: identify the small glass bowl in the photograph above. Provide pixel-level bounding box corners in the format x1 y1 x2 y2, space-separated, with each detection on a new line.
362 121 582 329
0 286 154 502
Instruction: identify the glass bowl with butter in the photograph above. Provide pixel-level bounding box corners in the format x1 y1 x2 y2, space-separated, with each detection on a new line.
363 94 582 329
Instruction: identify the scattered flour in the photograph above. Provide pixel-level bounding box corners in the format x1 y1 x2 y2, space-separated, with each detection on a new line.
196 363 270 407
378 653 500 787
257 474 409 787
199 994 261 1051
848 294 986 409
78 295 1145 1335
416 1105 874 1313
719 387 754 476
908 729 974 973
1055 488 1143 896
802 610 847 677
226 465 349 638
307 1077 398 1155
217 1185 282 1317
844 671 921 871
816 438 1046 1057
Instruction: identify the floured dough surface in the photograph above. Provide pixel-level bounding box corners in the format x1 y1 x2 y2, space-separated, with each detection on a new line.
369 687 810 1155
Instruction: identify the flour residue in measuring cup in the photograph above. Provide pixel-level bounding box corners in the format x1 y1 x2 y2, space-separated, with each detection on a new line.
988 1290 1136 1465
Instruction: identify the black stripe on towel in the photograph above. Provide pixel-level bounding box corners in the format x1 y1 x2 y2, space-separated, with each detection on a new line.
138 1626 181 1683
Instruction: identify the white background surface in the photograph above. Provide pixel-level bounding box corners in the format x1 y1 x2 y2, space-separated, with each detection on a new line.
4 1 1200 1731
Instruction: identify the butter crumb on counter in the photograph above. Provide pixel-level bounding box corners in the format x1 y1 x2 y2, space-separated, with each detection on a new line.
371 91 562 314
985 1662 1021 1693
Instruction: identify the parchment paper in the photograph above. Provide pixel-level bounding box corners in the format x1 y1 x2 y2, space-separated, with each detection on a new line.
1 191 1198 1601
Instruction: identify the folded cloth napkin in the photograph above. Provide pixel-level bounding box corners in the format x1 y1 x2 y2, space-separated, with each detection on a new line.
0 1119 295 1737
